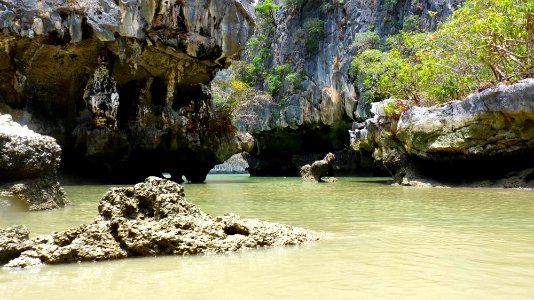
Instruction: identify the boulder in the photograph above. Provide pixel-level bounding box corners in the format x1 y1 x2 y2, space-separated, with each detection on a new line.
300 153 336 182
350 79 534 187
2 177 319 269
0 114 69 210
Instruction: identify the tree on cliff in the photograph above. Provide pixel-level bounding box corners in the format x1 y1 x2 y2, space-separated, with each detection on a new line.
351 0 533 107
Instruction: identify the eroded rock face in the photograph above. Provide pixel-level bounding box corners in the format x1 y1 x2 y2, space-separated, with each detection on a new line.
235 0 461 176
0 0 254 183
300 153 336 183
0 114 69 210
350 80 534 187
2 177 319 269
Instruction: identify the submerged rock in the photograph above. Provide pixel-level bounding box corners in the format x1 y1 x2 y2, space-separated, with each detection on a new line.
300 153 336 183
350 79 534 188
2 177 319 269
0 114 69 210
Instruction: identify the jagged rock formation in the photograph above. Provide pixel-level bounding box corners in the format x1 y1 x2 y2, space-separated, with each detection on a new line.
300 152 335 182
350 79 534 187
0 225 30 263
0 0 254 183
1 177 320 269
235 0 462 176
0 114 69 210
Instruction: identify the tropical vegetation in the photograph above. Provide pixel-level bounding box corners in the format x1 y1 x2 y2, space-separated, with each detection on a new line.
351 0 533 107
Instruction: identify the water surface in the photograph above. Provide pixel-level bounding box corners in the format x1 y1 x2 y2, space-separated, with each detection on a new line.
1 175 534 299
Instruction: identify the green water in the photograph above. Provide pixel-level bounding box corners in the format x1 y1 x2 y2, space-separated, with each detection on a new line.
1 175 534 299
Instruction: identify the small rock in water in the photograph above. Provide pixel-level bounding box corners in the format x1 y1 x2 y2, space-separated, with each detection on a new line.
300 153 336 183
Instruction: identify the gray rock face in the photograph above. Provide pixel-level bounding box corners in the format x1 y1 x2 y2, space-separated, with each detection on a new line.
0 114 69 210
235 0 462 132
235 0 461 176
209 153 249 174
350 80 534 187
395 80 534 158
300 152 336 182
0 0 254 183
2 177 319 269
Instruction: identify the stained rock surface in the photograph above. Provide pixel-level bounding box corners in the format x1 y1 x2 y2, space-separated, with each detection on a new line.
0 0 254 183
0 114 69 210
351 79 534 187
2 177 319 269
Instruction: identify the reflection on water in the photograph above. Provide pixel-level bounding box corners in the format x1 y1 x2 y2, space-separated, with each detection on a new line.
1 175 534 299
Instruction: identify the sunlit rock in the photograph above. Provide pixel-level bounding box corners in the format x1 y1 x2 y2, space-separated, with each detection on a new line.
0 225 30 264
2 177 319 269
300 153 336 183
350 79 534 187
0 114 69 210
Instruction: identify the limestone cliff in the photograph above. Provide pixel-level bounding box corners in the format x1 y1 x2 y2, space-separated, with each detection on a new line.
235 0 461 176
350 79 534 187
0 0 254 182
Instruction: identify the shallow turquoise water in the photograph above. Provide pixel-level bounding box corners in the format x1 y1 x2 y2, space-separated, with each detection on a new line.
1 175 534 299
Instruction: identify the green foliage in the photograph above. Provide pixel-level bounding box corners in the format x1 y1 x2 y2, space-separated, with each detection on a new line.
265 63 304 96
382 100 411 121
266 73 283 95
320 2 333 13
212 78 256 113
384 0 398 10
281 0 306 9
402 15 421 32
255 0 279 23
286 70 305 90
303 18 325 51
352 31 381 52
320 0 344 12
351 0 534 106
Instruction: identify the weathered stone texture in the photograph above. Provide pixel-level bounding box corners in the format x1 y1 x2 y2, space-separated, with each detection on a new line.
2 177 319 269
350 80 534 187
300 152 336 182
0 0 255 182
235 0 461 176
0 114 69 210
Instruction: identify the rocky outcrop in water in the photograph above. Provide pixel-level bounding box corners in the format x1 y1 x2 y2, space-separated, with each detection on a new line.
1 177 319 269
0 0 254 183
0 225 30 264
0 114 69 210
235 0 462 176
350 79 534 187
300 152 335 182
